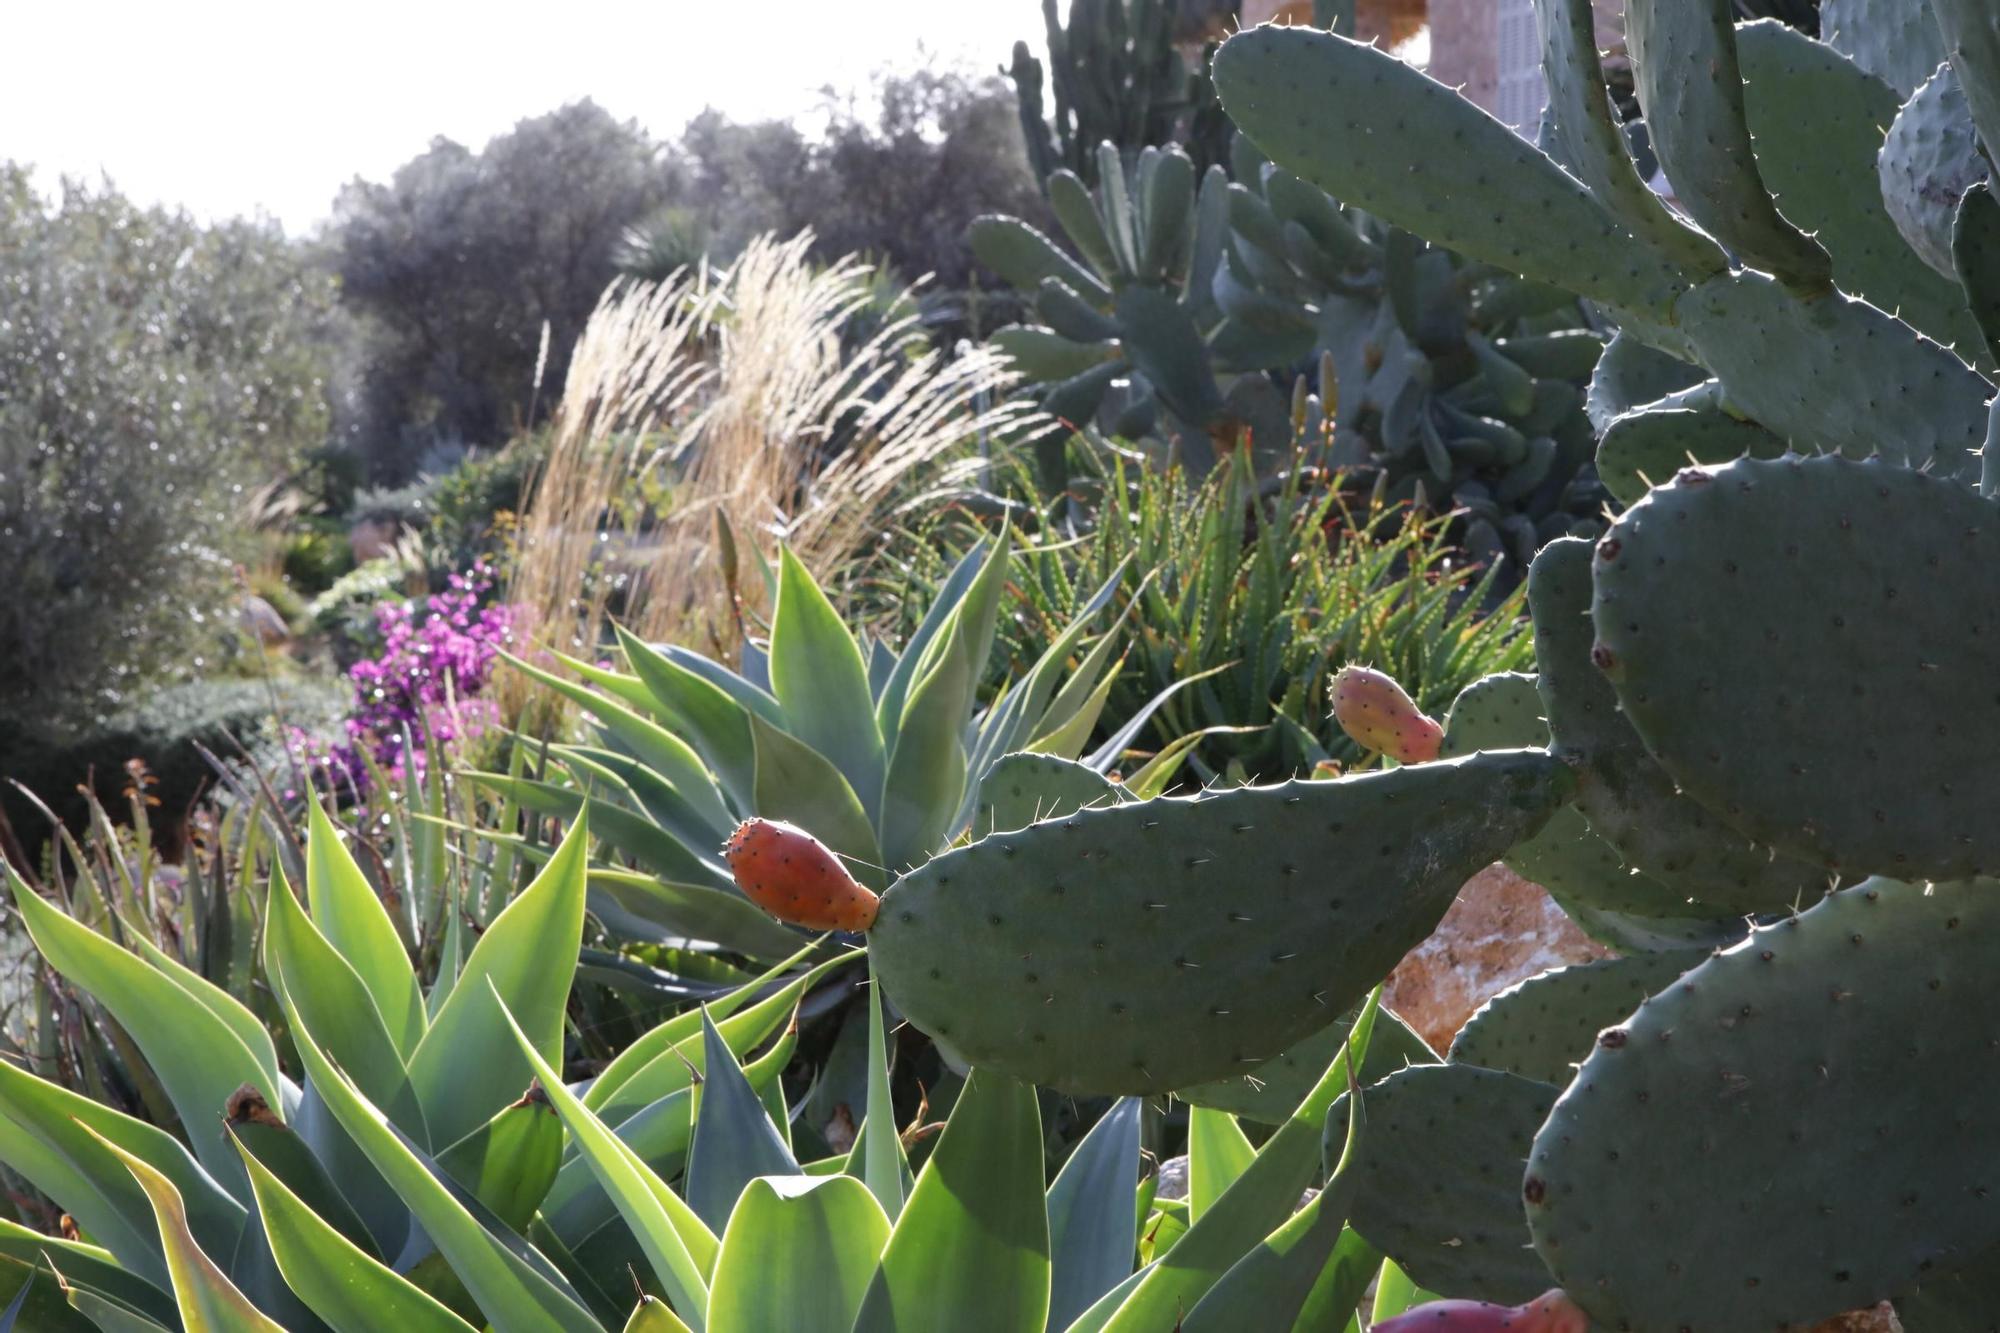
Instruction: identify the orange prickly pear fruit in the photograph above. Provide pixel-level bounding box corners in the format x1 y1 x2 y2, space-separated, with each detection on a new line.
722 818 879 932
1372 1290 1587 1333
1329 664 1443 763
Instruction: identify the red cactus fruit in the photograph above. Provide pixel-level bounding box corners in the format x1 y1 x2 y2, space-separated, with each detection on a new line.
1329 664 1444 763
1372 1290 1587 1333
722 818 879 932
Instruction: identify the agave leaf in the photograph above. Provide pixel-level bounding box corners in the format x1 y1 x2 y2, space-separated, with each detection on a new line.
434 1088 565 1234
710 1176 890 1333
879 632 972 872
770 546 888 826
409 814 589 1149
86 1130 285 1332
305 798 426 1060
1187 1108 1256 1224
236 1140 476 1333
504 651 734 836
465 774 730 888
747 714 884 886
623 1294 696 1331
1045 1099 1142 1333
499 994 715 1329
875 538 993 753
613 628 759 810
684 1011 801 1231
263 869 422 1128
5 868 278 1189
0 1223 174 1327
861 956 906 1222
1098 991 1380 1330
288 1010 600 1332
587 869 805 960
851 1069 1051 1333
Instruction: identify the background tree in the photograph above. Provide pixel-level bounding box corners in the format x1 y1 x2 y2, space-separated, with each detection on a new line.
0 165 339 724
328 100 666 482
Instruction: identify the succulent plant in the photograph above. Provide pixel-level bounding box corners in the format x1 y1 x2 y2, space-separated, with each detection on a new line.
972 138 1613 564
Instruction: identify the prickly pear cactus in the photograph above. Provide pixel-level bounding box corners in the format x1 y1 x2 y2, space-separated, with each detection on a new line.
1448 951 1708 1086
869 750 1572 1093
1526 878 2000 1329
1590 454 2000 881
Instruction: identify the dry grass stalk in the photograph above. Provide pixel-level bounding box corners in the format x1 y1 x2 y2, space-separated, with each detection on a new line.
501 230 1038 729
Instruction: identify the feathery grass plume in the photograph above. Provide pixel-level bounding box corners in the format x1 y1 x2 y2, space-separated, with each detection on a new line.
502 230 1036 734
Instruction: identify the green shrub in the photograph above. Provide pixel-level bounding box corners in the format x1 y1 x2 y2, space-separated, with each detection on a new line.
0 166 338 720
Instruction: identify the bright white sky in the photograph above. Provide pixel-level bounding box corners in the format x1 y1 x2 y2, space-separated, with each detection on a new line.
5 1 1043 235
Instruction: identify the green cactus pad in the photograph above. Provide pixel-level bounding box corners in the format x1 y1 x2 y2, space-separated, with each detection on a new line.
1212 26 1690 319
1440 672 1545 759
1626 0 1831 290
1593 382 1788 505
1821 0 1947 96
1532 536 1827 911
1176 1003 1437 1125
1448 951 1707 1086
1954 182 2000 371
1337 1064 1560 1305
1928 0 2000 167
1437 668 1712 921
972 753 1121 838
1879 63 1990 279
870 750 1572 1095
1556 900 1756 956
1736 21 1990 363
1894 1257 2000 1330
1590 454 2000 880
1526 878 2000 1329
1529 0 1725 277
1584 331 1706 434
968 214 1112 305
1679 270 1991 482
989 325 1117 383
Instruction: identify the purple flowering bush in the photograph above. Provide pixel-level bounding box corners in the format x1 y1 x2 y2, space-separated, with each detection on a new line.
291 562 519 793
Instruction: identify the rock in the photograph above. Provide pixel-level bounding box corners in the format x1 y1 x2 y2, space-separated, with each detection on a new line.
1790 1305 1900 1333
1383 862 1610 1053
1154 1154 1188 1202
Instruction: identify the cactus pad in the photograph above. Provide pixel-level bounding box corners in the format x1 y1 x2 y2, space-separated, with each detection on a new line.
1448 952 1706 1086
1176 1002 1437 1125
1212 26 1689 319
1626 0 1831 290
1821 0 1947 97
869 750 1572 1094
1532 536 1826 911
1679 271 1991 481
1879 62 1990 280
1593 384 1788 505
1440 672 1544 759
1584 332 1705 434
1526 878 2000 1328
1338 1064 1561 1305
973 753 1120 838
1735 21 1988 363
1590 453 2000 880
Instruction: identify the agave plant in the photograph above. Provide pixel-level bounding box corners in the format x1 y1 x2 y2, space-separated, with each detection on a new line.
482 529 1196 965
0 803 1414 1332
